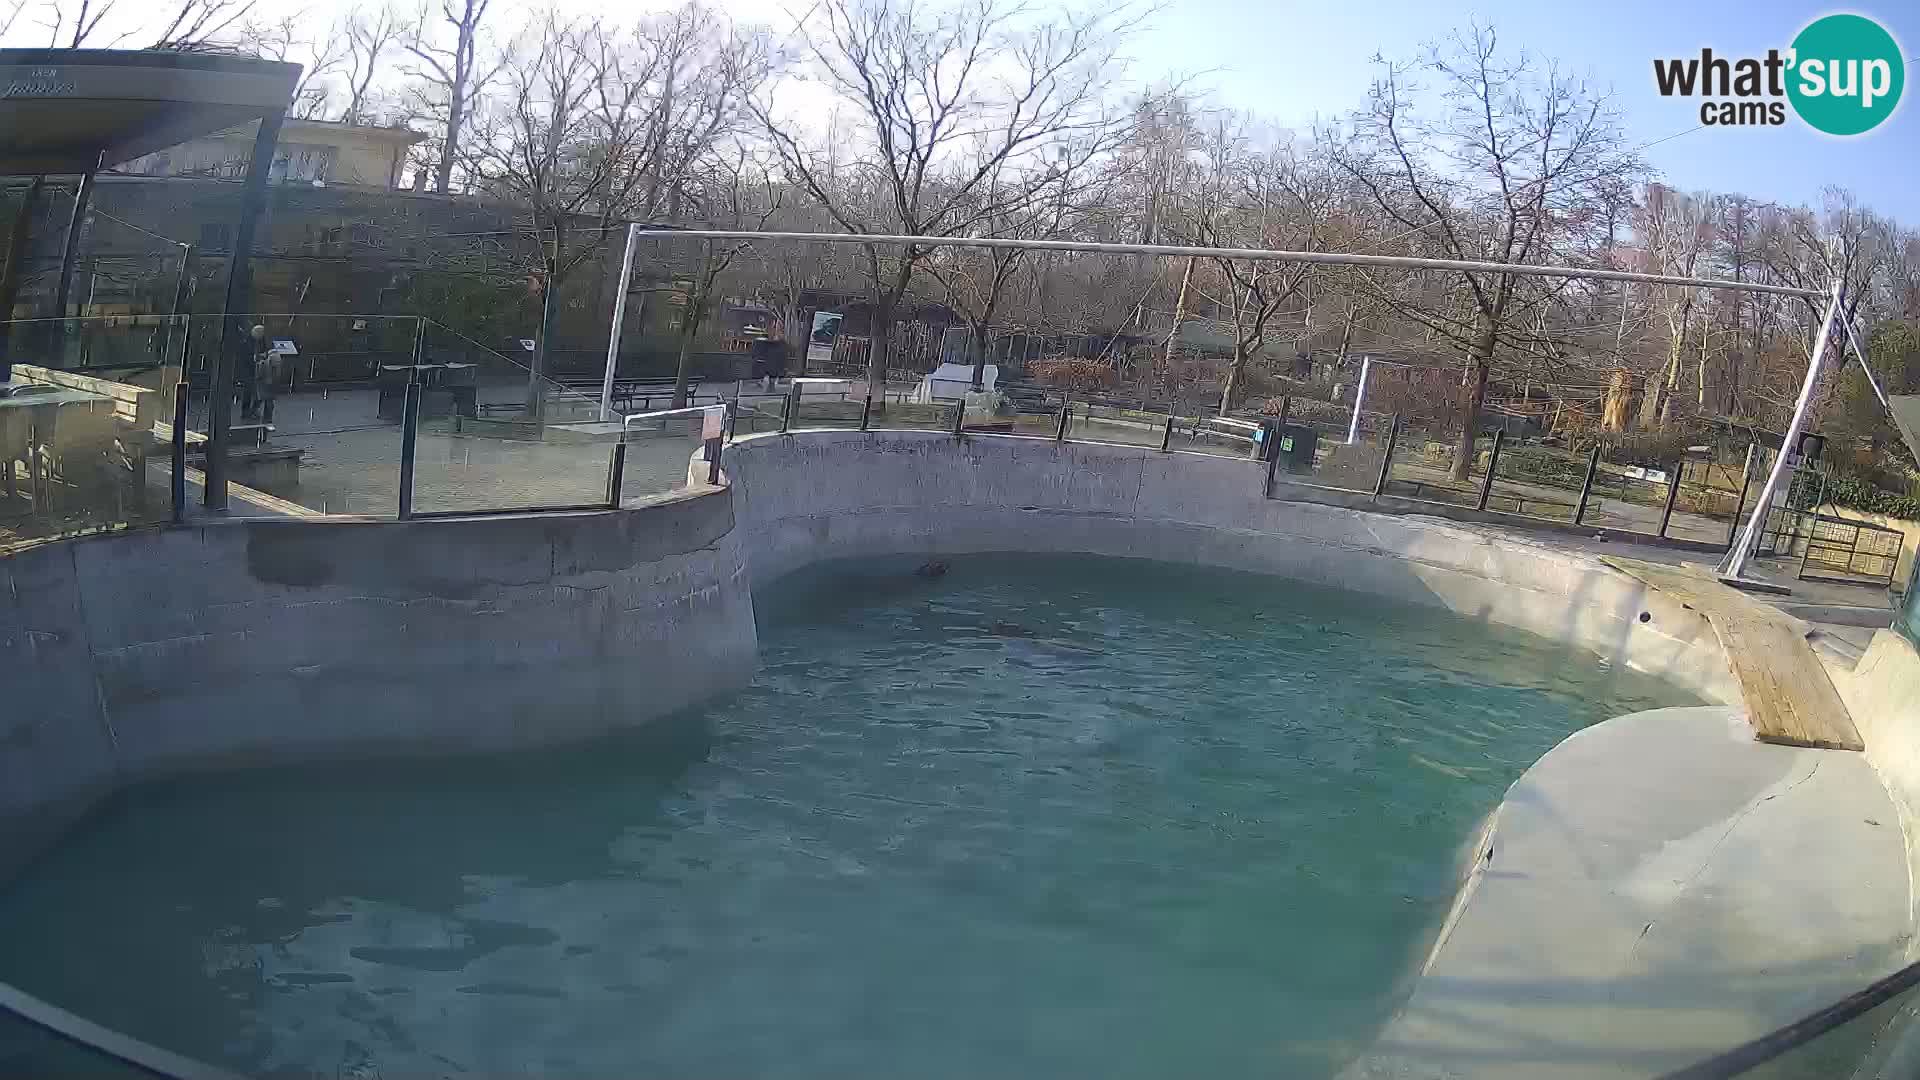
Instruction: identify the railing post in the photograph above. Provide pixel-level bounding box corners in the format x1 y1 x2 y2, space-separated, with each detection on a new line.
951 396 966 437
1476 429 1505 511
1573 446 1601 526
1658 457 1683 537
1275 395 1291 428
1372 414 1400 498
1263 423 1282 499
860 393 873 431
397 381 420 520
606 440 627 508
1726 443 1759 550
169 382 188 524
1160 415 1174 452
705 435 723 486
728 400 741 440
780 382 797 434
1055 401 1071 443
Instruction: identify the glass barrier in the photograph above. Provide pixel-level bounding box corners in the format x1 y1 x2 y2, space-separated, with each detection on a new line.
1580 443 1678 538
617 407 718 504
1386 424 1484 508
1070 401 1176 449
1662 453 1753 546
960 383 1062 437
0 983 234 1079
1275 413 1392 495
1485 440 1590 523
403 320 614 515
1 316 185 550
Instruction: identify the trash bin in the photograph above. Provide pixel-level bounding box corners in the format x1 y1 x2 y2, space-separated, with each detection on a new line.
1276 424 1319 472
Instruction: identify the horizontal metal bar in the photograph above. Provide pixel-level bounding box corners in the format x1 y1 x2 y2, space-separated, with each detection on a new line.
622 404 725 430
408 503 615 520
630 230 1825 300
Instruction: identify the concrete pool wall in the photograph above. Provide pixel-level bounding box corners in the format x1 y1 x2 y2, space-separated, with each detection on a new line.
0 488 755 879
717 429 1740 704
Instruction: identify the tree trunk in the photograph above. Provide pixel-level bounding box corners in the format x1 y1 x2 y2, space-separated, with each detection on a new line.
526 256 557 418
970 320 990 392
1218 343 1249 416
672 302 702 409
1334 306 1357 368
435 93 465 194
1450 324 1495 482
1162 256 1193 376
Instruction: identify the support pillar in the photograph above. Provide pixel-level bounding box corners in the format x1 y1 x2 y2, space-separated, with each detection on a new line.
205 111 284 510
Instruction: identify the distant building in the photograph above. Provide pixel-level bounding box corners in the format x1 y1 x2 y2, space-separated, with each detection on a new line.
116 118 424 190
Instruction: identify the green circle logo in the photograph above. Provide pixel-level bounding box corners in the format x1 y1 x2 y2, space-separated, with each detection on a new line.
1787 14 1904 136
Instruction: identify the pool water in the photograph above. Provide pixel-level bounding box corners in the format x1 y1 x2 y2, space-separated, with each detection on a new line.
0 555 1697 1078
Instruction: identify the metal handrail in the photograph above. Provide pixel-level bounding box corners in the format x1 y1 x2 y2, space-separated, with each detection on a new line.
621 403 725 439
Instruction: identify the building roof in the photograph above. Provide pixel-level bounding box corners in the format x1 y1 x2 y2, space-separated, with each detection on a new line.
0 49 300 176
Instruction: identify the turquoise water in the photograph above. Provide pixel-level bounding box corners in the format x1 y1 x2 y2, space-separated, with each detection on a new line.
0 555 1695 1078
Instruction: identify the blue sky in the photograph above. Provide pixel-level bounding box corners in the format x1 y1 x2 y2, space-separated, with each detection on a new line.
1143 0 1917 223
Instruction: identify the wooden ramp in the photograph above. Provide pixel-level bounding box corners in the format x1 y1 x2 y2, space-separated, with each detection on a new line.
1601 556 1863 751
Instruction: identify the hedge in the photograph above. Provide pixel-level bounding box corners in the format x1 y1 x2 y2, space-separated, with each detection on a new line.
1818 470 1920 521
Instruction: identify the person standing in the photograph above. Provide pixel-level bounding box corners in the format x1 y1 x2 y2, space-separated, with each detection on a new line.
248 325 280 425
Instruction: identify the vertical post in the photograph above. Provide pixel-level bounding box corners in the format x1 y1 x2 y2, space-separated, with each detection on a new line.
704 434 723 486
170 383 188 524
1055 401 1071 442
1275 395 1291 429
1372 414 1400 498
780 381 797 434
1346 355 1371 445
606 440 627 508
1658 459 1683 537
205 110 286 510
397 381 420 519
1727 443 1759 549
1160 416 1173 452
951 395 966 437
599 222 639 421
1573 447 1601 526
1477 430 1505 511
859 393 873 431
52 155 102 348
1263 424 1282 499
1724 276 1845 581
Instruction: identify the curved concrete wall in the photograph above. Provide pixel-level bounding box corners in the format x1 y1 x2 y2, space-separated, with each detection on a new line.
0 489 756 877
721 430 1738 703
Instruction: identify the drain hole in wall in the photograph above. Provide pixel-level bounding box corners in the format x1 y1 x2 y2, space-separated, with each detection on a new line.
1638 611 1651 623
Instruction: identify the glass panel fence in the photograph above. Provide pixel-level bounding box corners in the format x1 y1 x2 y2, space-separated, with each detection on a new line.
617 407 721 504
1486 440 1591 523
1386 422 1484 508
1 316 184 550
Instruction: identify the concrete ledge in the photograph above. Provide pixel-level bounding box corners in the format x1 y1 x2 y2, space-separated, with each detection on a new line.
720 430 1738 704
1353 706 1910 1080
0 488 756 878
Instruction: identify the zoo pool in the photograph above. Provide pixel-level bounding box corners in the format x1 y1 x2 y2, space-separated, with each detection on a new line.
0 555 1698 1078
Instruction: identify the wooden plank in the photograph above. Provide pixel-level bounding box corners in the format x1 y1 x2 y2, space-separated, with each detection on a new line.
1601 555 1863 751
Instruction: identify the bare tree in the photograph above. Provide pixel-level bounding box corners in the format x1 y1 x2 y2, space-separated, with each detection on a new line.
344 4 402 123
1333 25 1643 478
147 0 251 49
750 0 1138 405
238 14 346 117
404 0 500 193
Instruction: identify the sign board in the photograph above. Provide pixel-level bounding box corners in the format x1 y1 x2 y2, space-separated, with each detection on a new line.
806 311 842 366
269 339 298 356
701 405 725 441
518 339 536 353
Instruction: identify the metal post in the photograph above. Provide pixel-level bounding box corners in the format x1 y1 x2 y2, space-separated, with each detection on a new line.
780 382 797 434
1658 458 1683 537
206 109 286 510
951 396 966 437
1263 427 1282 499
52 156 102 341
1477 430 1505 511
397 381 420 519
704 436 723 485
606 440 627 508
599 222 639 421
1724 276 1845 581
728 400 741 439
1373 414 1400 498
169 383 188 524
1160 416 1174 452
860 393 873 431
1347 355 1370 444
1055 401 1071 442
1574 447 1601 526
1727 443 1759 549
1276 395 1291 428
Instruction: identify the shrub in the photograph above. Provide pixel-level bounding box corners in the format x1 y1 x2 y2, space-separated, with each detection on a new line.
1818 469 1920 520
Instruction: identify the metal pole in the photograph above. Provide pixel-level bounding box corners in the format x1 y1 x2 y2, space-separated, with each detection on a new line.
629 229 1826 300
780 382 797 434
859 393 873 431
52 157 101 338
704 435 722 486
1373 415 1400 498
169 383 188 524
1263 427 1282 498
206 109 285 510
606 440 627 508
1477 430 1505 511
1347 355 1371 445
1724 276 1845 581
397 381 420 519
1574 447 1601 526
1658 459 1683 537
1160 416 1173 452
952 396 966 437
1055 401 1071 442
1727 443 1759 549
599 222 639 422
